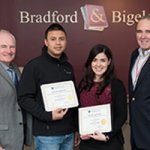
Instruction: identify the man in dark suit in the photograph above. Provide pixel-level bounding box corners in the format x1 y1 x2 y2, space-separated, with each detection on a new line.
0 29 32 150
128 14 150 150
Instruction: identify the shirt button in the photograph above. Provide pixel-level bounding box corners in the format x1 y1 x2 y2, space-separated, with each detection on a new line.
19 122 23 125
132 97 135 101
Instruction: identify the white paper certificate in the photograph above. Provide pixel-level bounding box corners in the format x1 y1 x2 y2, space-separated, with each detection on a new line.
41 81 79 111
79 104 111 135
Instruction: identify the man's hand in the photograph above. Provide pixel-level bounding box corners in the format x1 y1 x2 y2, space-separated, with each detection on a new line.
0 146 5 150
74 132 80 147
52 108 68 120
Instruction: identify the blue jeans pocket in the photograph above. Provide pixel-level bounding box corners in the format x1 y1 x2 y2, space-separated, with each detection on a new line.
35 133 74 150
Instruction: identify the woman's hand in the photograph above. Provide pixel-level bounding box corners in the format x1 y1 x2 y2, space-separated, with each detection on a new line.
80 134 91 140
90 131 106 141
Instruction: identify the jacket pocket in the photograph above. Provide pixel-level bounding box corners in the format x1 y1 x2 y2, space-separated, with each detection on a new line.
0 124 8 130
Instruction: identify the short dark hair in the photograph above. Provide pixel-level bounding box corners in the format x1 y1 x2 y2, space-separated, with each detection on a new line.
139 14 150 21
44 23 67 39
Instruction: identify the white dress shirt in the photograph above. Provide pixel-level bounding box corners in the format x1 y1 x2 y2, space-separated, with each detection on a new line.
132 48 150 89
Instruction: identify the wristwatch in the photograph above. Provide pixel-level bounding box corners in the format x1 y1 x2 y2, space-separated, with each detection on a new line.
105 135 110 142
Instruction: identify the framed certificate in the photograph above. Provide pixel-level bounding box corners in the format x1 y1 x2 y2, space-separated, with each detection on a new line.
41 81 79 111
79 104 111 135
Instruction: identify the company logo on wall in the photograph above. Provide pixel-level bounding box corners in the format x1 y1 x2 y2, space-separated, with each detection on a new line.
81 4 108 31
19 4 147 30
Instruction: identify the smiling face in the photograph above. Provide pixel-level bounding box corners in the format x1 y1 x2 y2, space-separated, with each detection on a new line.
44 30 67 59
136 18 150 51
0 30 16 65
91 52 111 81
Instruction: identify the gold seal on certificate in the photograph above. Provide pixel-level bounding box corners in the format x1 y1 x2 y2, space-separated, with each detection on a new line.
41 81 79 111
79 104 111 135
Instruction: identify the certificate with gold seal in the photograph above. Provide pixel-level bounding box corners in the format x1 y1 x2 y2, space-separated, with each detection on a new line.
41 81 79 111
79 104 111 135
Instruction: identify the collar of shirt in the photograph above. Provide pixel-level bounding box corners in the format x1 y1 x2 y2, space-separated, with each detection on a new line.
132 48 150 89
0 62 10 71
138 48 150 57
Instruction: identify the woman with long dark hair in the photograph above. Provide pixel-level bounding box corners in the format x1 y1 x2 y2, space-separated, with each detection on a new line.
78 44 127 150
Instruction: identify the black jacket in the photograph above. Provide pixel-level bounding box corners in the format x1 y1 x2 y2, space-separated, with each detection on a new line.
18 47 78 136
128 48 150 149
80 79 127 150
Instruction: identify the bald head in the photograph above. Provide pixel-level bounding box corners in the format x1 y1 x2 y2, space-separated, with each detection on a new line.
0 29 16 43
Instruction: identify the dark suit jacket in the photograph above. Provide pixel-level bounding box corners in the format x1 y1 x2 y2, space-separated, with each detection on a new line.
23 112 33 146
128 48 150 149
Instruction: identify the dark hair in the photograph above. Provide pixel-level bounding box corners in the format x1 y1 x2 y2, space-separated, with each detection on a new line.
44 23 67 39
78 44 116 97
